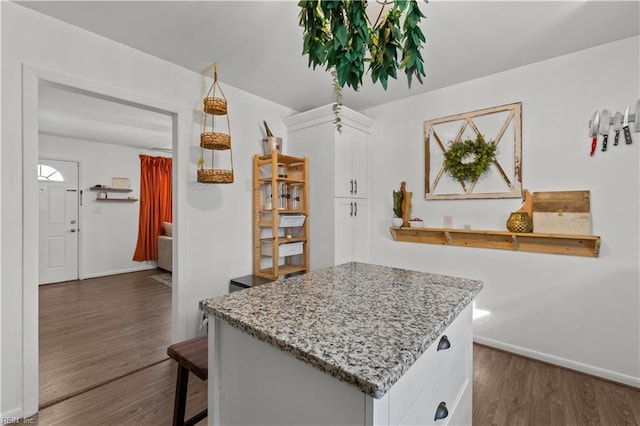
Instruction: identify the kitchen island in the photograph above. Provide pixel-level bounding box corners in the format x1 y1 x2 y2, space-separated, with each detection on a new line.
200 262 483 425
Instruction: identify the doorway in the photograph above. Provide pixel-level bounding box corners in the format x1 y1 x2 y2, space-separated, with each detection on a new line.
38 158 79 285
22 65 186 416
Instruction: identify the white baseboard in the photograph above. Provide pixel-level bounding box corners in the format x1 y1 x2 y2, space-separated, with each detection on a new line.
1 406 25 422
474 335 640 389
81 264 157 279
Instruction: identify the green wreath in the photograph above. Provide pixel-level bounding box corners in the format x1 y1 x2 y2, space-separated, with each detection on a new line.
443 134 497 182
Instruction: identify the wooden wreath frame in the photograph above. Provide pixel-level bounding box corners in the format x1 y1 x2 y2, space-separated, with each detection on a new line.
424 102 522 200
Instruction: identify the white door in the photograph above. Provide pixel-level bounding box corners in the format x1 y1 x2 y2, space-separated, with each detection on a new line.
38 159 79 285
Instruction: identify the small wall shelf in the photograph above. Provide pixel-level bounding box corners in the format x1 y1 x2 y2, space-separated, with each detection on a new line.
90 186 132 193
390 227 600 257
90 186 136 202
96 198 138 202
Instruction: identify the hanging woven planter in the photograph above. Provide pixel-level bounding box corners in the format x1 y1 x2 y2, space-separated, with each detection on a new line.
200 130 231 151
197 168 233 184
203 97 227 115
198 63 234 184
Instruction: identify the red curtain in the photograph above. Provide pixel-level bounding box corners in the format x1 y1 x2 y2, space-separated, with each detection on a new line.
133 155 172 261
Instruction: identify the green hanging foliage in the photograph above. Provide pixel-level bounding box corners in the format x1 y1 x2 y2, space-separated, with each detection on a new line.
298 0 427 91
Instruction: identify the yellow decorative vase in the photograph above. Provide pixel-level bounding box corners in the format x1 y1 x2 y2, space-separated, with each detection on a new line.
506 212 533 233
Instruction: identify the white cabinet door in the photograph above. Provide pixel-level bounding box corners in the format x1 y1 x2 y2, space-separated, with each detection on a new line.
350 131 368 199
334 130 353 198
334 198 354 265
334 129 368 199
334 198 368 265
351 199 368 262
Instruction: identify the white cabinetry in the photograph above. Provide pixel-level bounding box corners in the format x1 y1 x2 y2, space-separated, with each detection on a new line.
335 128 368 198
209 304 473 426
335 198 368 265
284 105 373 269
389 305 473 425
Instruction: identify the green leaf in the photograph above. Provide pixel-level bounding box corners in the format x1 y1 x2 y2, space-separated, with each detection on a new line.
299 0 426 91
334 24 348 46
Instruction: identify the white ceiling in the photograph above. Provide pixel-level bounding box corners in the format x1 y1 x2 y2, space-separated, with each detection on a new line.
39 82 173 150
22 0 640 148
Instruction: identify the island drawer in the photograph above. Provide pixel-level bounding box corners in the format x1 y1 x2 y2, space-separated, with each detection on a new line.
397 328 472 425
389 304 472 424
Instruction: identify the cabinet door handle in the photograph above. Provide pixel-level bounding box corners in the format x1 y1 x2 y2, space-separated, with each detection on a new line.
437 335 451 351
354 179 358 195
354 202 358 217
350 179 354 194
434 401 449 421
350 202 354 216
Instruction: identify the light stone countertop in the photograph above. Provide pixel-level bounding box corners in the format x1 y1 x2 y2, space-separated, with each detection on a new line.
200 262 483 398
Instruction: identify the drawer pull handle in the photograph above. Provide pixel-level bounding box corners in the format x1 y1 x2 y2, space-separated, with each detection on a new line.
437 335 451 351
434 401 449 421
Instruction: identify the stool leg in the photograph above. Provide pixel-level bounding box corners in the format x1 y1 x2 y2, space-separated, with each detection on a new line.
172 365 189 426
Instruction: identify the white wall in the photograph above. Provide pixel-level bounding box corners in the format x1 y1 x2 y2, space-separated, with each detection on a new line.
0 2 3 413
39 134 168 277
363 36 640 387
1 2 295 417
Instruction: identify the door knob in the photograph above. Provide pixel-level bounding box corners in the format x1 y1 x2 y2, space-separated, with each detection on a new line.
70 229 77 233
70 220 77 224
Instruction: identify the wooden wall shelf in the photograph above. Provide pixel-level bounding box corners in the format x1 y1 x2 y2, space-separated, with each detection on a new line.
90 186 132 193
390 227 600 257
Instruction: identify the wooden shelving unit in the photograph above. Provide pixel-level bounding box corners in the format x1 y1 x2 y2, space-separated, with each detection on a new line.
253 153 309 279
390 227 600 257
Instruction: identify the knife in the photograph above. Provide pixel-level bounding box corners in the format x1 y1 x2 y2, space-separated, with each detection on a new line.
623 106 633 144
599 109 611 151
612 112 622 146
589 110 600 156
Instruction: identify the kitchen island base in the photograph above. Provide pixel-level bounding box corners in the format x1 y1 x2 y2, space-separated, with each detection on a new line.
208 304 473 425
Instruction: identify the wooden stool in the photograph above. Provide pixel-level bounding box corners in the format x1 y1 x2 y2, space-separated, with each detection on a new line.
167 335 208 426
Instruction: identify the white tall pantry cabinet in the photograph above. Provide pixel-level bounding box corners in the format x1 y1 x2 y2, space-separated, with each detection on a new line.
284 105 374 269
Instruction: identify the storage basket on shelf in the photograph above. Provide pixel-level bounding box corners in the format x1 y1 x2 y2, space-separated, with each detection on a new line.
198 63 234 184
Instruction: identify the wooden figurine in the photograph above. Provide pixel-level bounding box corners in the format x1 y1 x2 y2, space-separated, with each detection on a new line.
400 181 412 227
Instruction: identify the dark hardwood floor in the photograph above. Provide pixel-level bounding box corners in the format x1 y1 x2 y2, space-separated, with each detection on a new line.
39 270 173 408
34 358 207 425
31 272 639 425
34 269 207 426
473 343 640 425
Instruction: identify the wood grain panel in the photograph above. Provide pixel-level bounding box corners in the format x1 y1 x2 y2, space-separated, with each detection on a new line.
473 344 640 426
39 270 172 408
32 359 207 425
533 190 591 213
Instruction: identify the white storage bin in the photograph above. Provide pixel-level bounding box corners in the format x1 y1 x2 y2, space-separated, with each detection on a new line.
278 214 305 228
261 241 303 257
